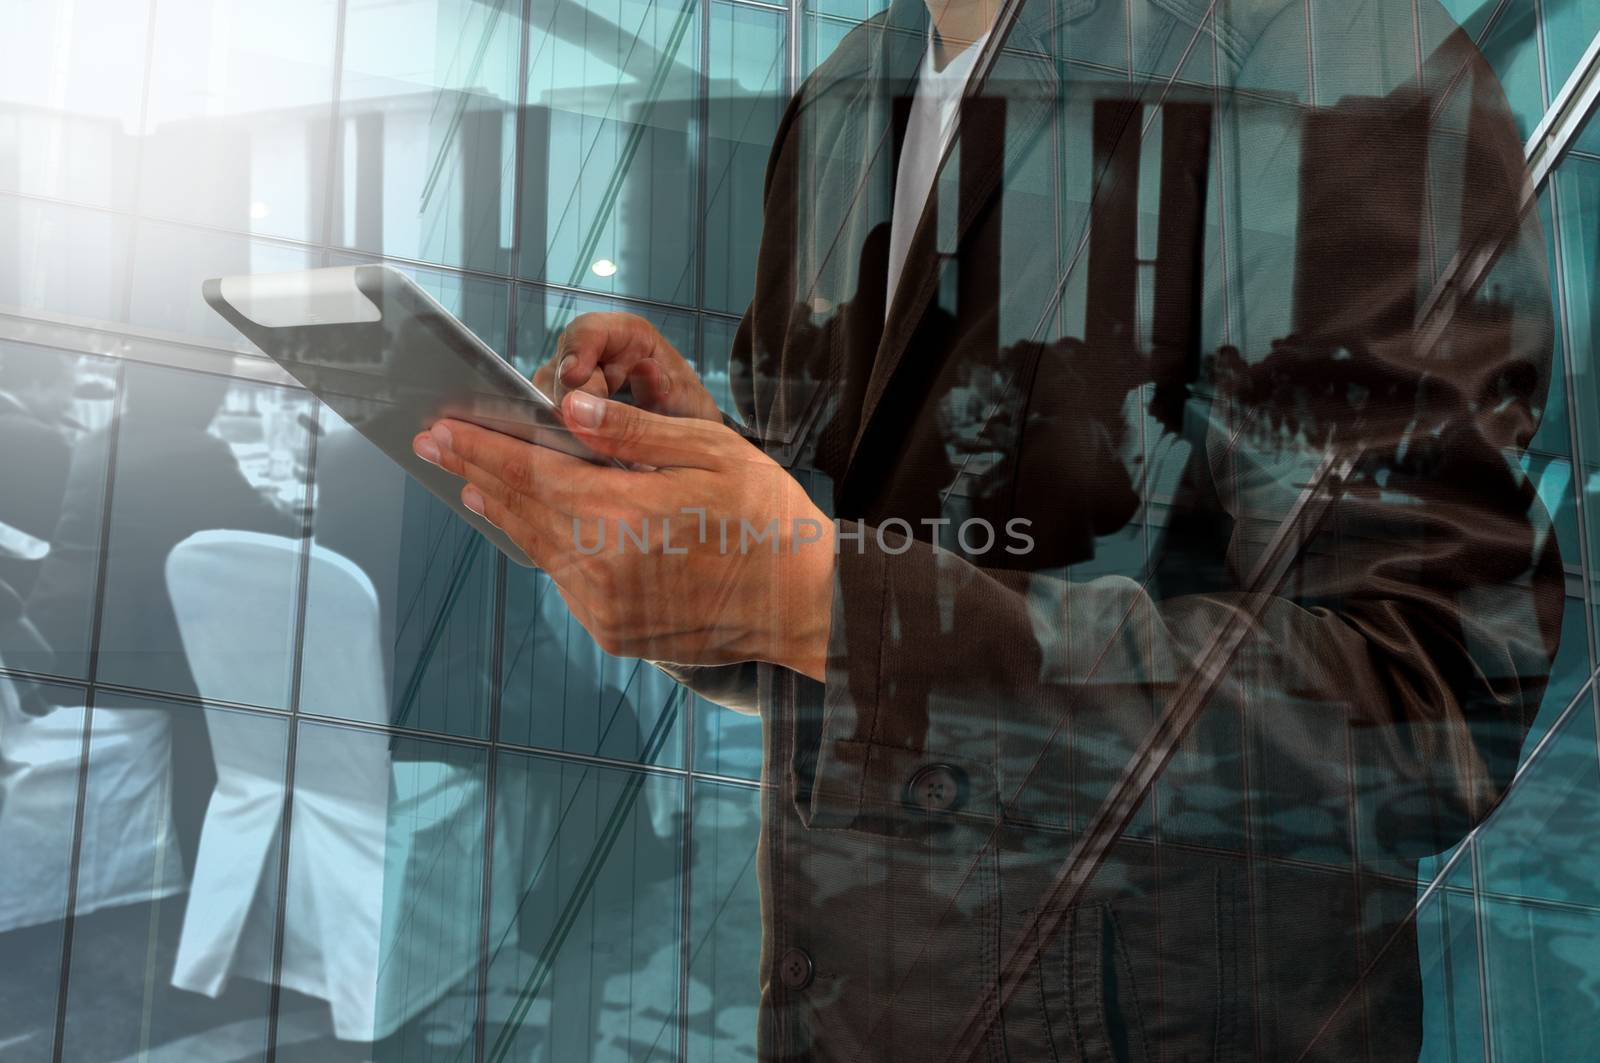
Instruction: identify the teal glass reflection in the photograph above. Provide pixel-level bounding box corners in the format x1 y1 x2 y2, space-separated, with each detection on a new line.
1552 155 1600 637
138 0 341 244
377 734 492 1057
0 345 116 678
1531 192 1572 459
511 283 698 380
1309 0 1423 101
92 364 311 704
60 697 289 1063
129 221 322 347
0 678 91 1063
0 0 154 212
693 691 762 780
686 779 761 1062
1533 595 1594 749
486 751 684 1062
500 566 687 769
699 314 743 423
807 0 890 22
1476 688 1600 910
1540 0 1600 100
289 722 492 1055
332 256 513 355
1416 851 1486 1063
804 12 859 75
309 404 499 740
522 0 702 306
1482 887 1600 1061
304 264 506 740
1475 0 1546 140
339 0 523 271
1438 0 1511 42
705 1 788 314
0 199 134 327
1524 452 1581 569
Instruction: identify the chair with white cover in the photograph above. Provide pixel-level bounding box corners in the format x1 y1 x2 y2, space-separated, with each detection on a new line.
0 672 185 933
166 529 501 1042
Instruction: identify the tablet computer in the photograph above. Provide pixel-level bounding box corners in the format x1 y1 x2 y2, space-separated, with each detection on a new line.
203 264 614 566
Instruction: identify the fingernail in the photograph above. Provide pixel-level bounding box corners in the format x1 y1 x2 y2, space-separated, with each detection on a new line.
462 485 485 515
430 422 453 451
413 435 441 465
567 391 605 429
558 355 577 380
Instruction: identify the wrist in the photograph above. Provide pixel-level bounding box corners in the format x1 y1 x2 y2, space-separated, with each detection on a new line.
772 512 835 681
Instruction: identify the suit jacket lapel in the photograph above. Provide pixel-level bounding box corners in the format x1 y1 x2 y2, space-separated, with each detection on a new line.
766 0 924 466
846 11 1059 474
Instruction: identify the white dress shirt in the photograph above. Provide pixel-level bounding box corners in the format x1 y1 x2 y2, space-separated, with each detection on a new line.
885 27 994 315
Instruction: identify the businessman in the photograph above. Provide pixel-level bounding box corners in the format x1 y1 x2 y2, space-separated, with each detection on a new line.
415 0 1562 1058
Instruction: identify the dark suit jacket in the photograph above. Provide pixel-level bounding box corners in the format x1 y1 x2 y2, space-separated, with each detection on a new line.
667 0 1562 1060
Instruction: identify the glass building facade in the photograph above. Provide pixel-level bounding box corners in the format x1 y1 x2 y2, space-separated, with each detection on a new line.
0 0 1596 1060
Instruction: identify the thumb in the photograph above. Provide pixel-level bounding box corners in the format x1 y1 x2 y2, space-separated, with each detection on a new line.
563 391 732 470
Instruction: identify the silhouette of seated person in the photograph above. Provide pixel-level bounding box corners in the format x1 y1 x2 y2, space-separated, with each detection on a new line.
22 364 296 871
0 348 78 607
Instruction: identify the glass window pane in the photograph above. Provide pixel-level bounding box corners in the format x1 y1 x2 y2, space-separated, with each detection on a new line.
0 1 153 211
0 198 134 326
804 12 859 75
93 364 310 702
293 266 506 741
697 313 742 421
275 721 490 1049
687 779 761 1061
486 752 683 1060
1525 453 1581 571
500 566 687 769
61 697 288 1063
807 0 889 22
1534 594 1593 748
1438 0 1511 42
1416 851 1486 1063
1309 0 1421 103
693 692 762 780
705 1 787 315
1476 2 1546 141
0 678 94 1063
1483 893 1600 1061
0 346 116 677
510 283 698 379
1541 0 1600 101
330 255 514 355
339 0 524 270
1553 155 1600 632
138 0 341 243
523 0 702 306
1476 688 1600 910
1532 192 1571 458
308 407 498 741
129 219 322 346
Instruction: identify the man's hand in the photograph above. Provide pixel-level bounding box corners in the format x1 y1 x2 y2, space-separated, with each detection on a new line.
533 311 724 423
412 391 832 679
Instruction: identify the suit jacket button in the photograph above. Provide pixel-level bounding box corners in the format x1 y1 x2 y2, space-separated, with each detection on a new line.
779 947 815 990
906 764 964 812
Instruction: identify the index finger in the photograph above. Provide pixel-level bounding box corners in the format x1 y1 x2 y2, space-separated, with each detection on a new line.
555 311 672 396
534 358 608 404
425 419 629 514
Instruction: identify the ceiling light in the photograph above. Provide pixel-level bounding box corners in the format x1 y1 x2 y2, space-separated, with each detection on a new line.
590 258 618 278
